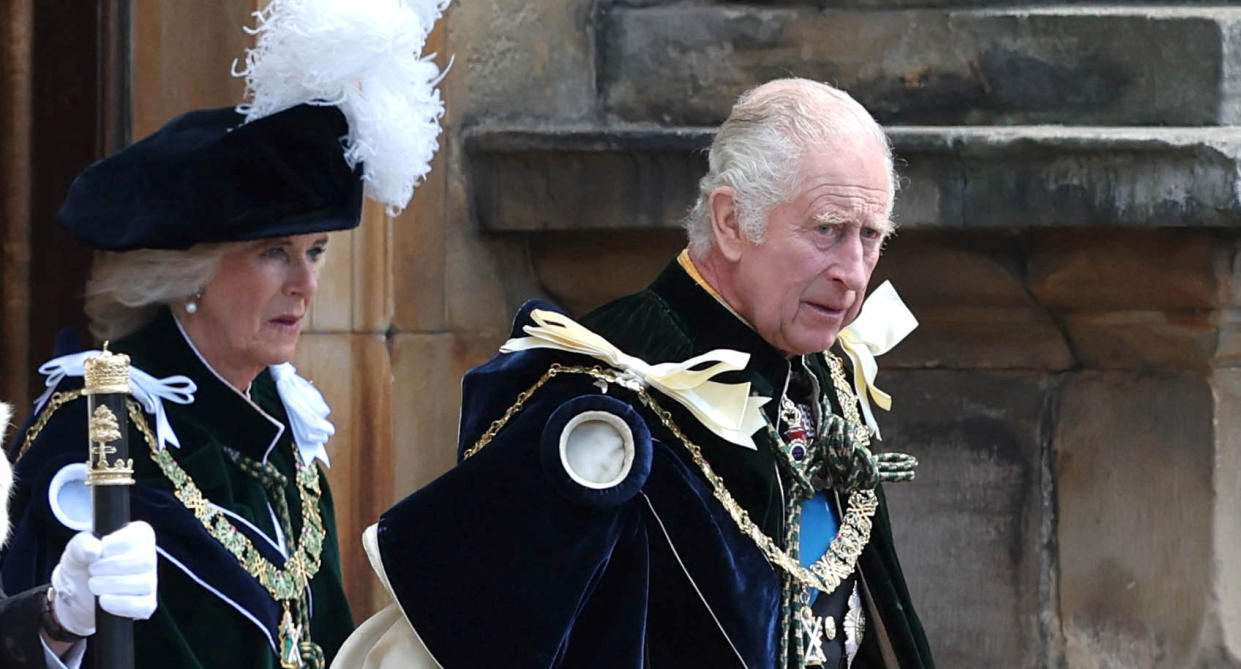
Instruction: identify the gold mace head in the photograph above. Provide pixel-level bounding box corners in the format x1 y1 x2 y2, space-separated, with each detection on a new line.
83 342 131 395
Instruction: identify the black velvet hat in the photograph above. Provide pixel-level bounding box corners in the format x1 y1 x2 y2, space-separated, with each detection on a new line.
56 0 449 252
57 104 363 251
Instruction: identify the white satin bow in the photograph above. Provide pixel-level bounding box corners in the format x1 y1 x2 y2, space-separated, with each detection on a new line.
269 363 334 468
37 351 197 450
836 281 918 440
500 309 770 450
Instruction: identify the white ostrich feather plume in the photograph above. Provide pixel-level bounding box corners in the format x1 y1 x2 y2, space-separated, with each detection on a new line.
234 0 450 215
0 402 12 546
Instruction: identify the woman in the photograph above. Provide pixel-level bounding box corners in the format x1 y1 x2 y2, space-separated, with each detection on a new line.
7 230 353 668
1 402 157 669
1 1 447 667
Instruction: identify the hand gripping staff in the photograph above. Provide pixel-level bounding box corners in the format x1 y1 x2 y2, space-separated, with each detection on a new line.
82 346 136 669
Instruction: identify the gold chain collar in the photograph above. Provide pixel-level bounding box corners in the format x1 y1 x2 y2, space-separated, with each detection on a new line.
128 402 327 668
823 354 873 450
463 362 877 595
125 401 326 603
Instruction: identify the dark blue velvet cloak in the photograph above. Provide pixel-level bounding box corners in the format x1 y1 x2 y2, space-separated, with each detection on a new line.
377 264 934 669
379 302 782 668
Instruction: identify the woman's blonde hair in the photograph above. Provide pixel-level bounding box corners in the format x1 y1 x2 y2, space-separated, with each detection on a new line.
85 242 245 341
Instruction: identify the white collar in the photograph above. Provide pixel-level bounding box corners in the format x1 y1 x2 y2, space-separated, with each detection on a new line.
172 315 333 467
35 321 333 468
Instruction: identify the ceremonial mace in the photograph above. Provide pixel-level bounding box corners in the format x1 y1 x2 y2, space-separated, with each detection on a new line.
84 346 135 669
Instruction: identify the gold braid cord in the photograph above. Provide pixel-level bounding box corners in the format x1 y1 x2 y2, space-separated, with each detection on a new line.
17 390 85 463
463 363 878 595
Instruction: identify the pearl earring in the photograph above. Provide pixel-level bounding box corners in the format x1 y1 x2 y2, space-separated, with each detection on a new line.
185 288 204 314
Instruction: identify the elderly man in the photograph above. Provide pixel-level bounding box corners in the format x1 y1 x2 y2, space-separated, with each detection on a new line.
336 78 932 669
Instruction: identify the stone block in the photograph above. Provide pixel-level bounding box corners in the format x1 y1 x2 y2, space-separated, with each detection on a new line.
611 0 1227 7
599 6 1241 125
440 129 548 335
1228 238 1241 309
1226 18 1241 125
880 370 1049 668
293 333 393 618
466 128 707 232
530 230 686 315
445 0 596 121
466 127 1241 234
130 0 253 137
443 212 544 337
891 126 1241 229
872 231 1032 309
1027 230 1232 311
307 201 393 334
351 202 395 332
1216 309 1241 368
308 218 356 332
873 231 1074 370
1060 310 1220 370
394 24 449 333
1055 372 1213 669
1210 369 1241 664
393 141 447 332
1206 369 1241 665
1024 229 1238 369
390 332 503 497
888 305 1074 372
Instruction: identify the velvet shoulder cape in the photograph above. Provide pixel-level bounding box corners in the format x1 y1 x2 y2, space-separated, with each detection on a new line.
1 310 354 668
377 300 786 668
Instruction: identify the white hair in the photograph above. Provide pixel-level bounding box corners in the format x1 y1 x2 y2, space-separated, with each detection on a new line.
1 402 12 547
84 243 245 341
684 79 896 257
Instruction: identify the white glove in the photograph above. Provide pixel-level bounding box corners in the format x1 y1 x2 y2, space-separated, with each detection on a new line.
51 522 158 636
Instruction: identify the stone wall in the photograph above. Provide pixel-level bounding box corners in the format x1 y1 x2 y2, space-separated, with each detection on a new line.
11 0 1232 663
435 2 1241 667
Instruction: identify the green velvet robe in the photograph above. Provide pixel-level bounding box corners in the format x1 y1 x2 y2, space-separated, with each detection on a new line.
580 259 935 669
2 309 354 668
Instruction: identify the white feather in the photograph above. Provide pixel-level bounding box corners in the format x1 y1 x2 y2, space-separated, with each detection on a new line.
1 402 13 546
234 0 450 215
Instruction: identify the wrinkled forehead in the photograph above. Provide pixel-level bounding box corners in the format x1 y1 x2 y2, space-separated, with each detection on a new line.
813 206 894 236
796 134 895 232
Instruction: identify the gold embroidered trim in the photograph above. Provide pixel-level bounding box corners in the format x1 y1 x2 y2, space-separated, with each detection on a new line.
463 363 877 594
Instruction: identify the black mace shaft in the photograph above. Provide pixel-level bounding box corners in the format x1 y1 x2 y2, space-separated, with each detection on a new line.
84 347 136 669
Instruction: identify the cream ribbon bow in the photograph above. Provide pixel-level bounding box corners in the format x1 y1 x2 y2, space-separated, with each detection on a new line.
500 309 771 450
836 281 918 440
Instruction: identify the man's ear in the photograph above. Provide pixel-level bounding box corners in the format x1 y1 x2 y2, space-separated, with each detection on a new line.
708 187 745 262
